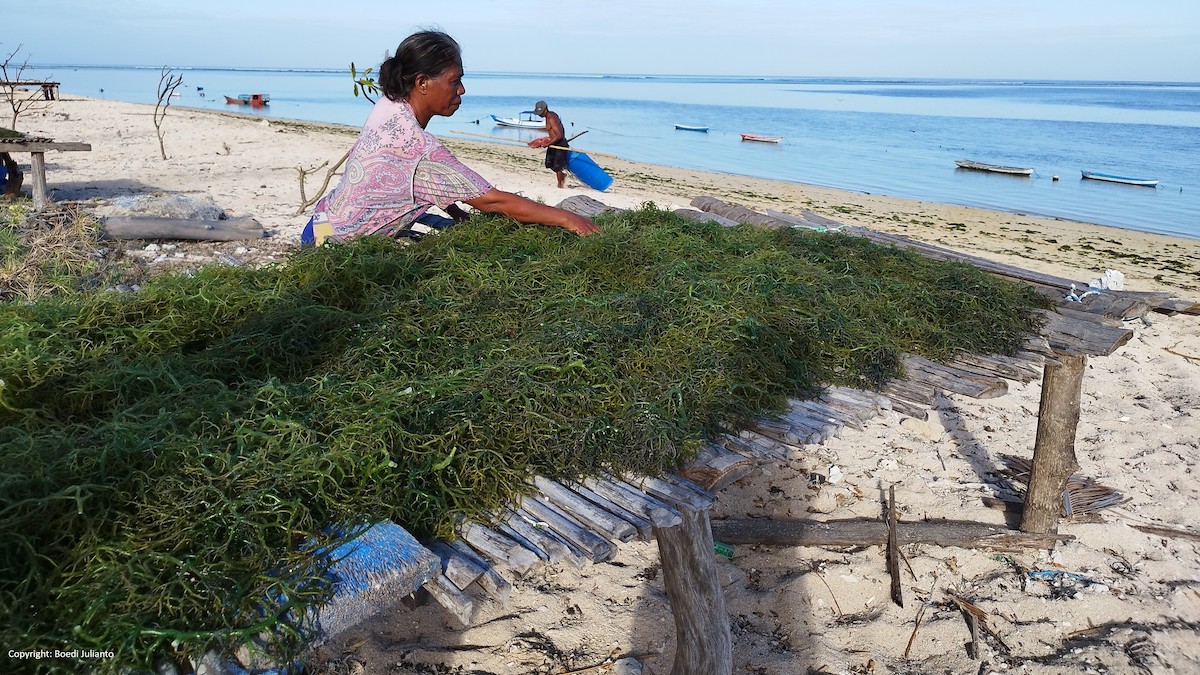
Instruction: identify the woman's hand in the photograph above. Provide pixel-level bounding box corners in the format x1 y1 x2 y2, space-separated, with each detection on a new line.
561 211 601 236
465 188 601 237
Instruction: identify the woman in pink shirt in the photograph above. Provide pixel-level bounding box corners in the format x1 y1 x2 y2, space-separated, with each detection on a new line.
303 30 600 246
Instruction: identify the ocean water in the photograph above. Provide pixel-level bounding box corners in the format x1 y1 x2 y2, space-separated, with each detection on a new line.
33 64 1200 240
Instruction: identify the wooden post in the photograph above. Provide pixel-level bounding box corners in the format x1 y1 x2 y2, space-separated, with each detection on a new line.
654 508 732 675
29 151 47 209
1020 353 1086 534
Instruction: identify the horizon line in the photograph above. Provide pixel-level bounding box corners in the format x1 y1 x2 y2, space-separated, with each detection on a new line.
26 64 1200 87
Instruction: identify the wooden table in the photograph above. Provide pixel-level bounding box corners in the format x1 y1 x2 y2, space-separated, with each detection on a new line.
0 139 91 208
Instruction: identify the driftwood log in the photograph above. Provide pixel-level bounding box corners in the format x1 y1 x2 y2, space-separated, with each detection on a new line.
711 518 1072 551
102 216 266 241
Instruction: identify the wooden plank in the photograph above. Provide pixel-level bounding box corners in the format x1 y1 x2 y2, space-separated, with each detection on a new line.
679 441 756 492
446 540 512 605
520 495 618 562
790 398 866 430
949 352 1044 383
513 506 593 566
571 482 655 540
1038 309 1133 356
690 195 791 230
903 355 1009 399
0 141 91 152
532 476 639 542
556 194 625 218
673 207 739 227
1077 292 1158 320
882 394 929 420
458 522 541 576
102 216 267 241
710 517 1072 551
583 477 683 530
880 378 940 405
503 509 585 569
314 521 442 641
422 574 474 627
622 473 715 513
427 541 487 591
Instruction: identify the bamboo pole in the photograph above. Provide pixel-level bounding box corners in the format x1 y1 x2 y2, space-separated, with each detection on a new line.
448 129 620 159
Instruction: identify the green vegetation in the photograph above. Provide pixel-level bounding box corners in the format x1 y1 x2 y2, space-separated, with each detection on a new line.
0 205 1047 672
0 204 138 301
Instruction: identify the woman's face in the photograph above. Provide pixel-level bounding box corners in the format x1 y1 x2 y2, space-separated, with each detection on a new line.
423 63 465 118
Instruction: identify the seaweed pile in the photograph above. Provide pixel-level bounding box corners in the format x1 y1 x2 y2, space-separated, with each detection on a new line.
0 206 1046 671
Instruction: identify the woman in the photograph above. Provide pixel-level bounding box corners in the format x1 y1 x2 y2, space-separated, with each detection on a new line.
302 31 600 246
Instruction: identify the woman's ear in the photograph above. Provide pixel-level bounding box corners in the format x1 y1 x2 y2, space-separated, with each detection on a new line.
415 74 430 94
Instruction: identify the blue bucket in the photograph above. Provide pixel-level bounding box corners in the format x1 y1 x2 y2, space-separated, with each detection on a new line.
566 151 613 192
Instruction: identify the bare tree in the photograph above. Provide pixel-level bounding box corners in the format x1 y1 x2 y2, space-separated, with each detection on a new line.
295 64 379 212
1 43 53 130
153 67 184 160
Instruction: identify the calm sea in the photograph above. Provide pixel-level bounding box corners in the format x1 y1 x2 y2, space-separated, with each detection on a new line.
33 64 1200 240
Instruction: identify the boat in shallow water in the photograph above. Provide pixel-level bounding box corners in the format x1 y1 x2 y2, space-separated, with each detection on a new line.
1081 170 1158 187
675 123 709 132
490 111 547 129
740 133 783 143
224 93 270 106
955 159 1033 176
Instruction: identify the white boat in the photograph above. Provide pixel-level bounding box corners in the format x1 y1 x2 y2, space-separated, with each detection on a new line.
955 159 1033 176
490 111 546 129
675 123 709 132
1080 170 1158 187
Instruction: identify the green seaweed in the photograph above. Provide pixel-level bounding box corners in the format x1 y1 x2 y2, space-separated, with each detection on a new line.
0 205 1047 672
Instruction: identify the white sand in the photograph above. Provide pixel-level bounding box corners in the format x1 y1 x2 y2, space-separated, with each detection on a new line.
18 97 1200 675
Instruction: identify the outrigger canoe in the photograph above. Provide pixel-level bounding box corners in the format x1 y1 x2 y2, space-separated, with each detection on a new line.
675 123 709 132
1081 170 1158 187
955 159 1033 176
740 133 783 143
490 111 547 129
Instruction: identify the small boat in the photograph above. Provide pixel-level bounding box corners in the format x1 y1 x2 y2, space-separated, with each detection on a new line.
491 111 546 129
675 124 709 132
1081 170 1158 187
224 93 270 106
955 159 1033 176
740 133 783 143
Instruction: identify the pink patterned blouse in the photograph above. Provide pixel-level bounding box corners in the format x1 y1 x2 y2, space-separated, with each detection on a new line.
314 97 492 240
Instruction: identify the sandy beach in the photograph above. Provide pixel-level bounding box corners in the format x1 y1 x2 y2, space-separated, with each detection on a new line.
14 97 1200 674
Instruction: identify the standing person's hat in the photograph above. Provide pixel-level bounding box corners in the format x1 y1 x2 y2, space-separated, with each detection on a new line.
533 101 547 116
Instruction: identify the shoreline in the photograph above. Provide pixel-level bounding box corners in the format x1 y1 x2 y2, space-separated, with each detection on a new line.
18 96 1200 299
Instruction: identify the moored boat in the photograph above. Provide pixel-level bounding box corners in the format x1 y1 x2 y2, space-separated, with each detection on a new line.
1081 170 1158 187
675 123 709 132
491 111 547 129
224 93 270 106
955 159 1033 176
740 133 783 143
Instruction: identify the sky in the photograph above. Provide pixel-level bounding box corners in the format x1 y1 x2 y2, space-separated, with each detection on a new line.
8 0 1200 81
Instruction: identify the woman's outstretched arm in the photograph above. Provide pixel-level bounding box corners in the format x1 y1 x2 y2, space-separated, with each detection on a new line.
465 188 601 236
